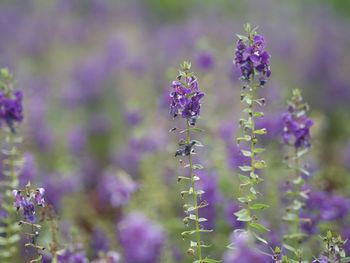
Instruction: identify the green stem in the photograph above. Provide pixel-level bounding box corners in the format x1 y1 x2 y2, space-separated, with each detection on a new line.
186 120 203 262
294 148 300 236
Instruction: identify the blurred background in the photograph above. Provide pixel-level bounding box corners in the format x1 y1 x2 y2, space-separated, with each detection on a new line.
1 0 350 262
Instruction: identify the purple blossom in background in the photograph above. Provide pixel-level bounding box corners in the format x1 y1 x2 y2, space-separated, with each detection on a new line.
223 231 271 263
67 126 87 155
124 109 143 126
224 201 245 229
58 247 89 263
97 170 137 208
91 228 110 258
306 191 350 221
117 213 165 263
19 152 38 187
234 34 271 84
169 69 204 125
196 51 214 70
219 123 249 170
197 171 220 229
0 90 23 132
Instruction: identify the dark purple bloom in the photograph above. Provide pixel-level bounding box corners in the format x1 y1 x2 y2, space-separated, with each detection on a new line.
58 247 89 263
13 188 45 223
196 51 214 70
91 228 110 258
234 34 271 84
117 213 165 263
282 111 313 148
0 90 23 132
124 110 143 127
21 199 36 223
34 188 45 207
169 73 204 125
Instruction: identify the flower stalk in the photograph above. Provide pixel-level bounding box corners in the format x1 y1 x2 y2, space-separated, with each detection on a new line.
281 89 313 261
169 62 218 263
233 24 271 243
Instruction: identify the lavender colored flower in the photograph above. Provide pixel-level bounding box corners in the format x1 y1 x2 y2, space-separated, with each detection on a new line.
234 34 271 84
13 188 45 223
117 213 165 263
97 170 137 208
124 109 143 126
196 51 214 70
169 63 204 125
282 111 313 149
282 89 314 149
0 90 23 132
58 248 89 263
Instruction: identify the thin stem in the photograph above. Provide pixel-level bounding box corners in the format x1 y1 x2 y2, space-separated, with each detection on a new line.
186 120 203 262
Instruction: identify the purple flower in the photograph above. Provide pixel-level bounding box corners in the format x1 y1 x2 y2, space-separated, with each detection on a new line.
282 90 313 149
124 110 143 127
13 188 45 223
169 69 204 125
97 170 137 208
91 228 110 258
58 247 89 263
0 90 23 132
196 51 214 70
117 213 165 263
234 34 271 84
282 111 313 148
34 188 45 207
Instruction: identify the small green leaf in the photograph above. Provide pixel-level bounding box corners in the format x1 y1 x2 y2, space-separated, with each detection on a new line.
254 128 267 135
250 203 269 210
239 166 252 172
249 222 270 232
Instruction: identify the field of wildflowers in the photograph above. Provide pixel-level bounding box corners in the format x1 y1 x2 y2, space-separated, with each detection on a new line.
1 0 350 262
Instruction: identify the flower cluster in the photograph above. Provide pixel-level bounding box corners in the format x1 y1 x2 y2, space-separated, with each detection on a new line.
117 213 165 263
0 69 23 133
13 187 45 223
97 170 137 208
169 61 204 125
282 89 313 148
234 25 271 84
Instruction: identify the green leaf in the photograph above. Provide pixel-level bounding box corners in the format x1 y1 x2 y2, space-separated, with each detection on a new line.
253 160 266 169
249 222 270 232
234 209 252 222
238 174 251 185
239 166 252 172
253 148 265 154
241 149 252 157
253 233 268 244
193 164 204 170
254 128 267 135
250 203 269 210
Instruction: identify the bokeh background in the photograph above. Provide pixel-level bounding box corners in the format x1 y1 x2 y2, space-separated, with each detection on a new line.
1 0 350 262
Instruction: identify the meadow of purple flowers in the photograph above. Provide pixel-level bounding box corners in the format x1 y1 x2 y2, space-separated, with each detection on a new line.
0 0 350 262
